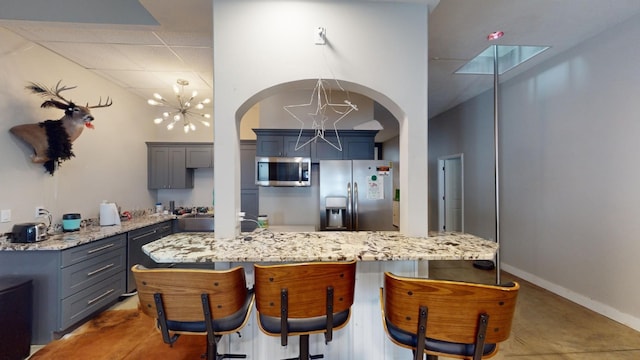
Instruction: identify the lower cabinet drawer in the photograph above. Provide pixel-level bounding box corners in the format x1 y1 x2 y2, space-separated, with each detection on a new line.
61 234 126 267
59 273 125 330
60 248 126 298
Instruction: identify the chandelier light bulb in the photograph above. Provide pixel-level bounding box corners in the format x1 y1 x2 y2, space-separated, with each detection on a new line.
149 79 211 133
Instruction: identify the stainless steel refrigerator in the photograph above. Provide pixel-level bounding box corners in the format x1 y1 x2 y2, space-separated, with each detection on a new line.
319 160 398 231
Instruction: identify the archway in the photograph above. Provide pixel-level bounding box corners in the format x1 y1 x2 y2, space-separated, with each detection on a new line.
216 79 406 236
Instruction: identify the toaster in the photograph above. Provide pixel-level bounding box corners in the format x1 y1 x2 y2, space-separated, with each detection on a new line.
11 222 48 243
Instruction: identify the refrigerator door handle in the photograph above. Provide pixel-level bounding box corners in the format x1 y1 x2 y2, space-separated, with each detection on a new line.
347 182 352 230
354 181 359 231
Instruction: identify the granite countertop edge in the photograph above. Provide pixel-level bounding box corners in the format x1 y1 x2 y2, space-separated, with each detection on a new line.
142 230 499 263
0 214 176 251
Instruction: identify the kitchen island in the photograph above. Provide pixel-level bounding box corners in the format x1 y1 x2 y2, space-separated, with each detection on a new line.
142 229 498 360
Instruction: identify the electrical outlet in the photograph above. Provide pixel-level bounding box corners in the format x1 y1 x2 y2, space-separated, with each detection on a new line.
238 211 245 222
0 209 10 223
35 206 46 218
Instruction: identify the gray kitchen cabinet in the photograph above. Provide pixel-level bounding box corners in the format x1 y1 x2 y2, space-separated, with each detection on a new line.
312 130 378 161
186 143 214 168
240 140 259 231
126 220 173 292
0 235 126 344
313 132 343 160
343 133 376 159
147 143 194 189
254 129 377 162
240 140 258 189
254 129 312 157
241 189 259 231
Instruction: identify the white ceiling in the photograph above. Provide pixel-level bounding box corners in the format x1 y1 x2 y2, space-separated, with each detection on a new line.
1 0 640 119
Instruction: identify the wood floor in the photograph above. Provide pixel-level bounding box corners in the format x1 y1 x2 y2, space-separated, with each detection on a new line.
31 261 640 359
428 260 640 359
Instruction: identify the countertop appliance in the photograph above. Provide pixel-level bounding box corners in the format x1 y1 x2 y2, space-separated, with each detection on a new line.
99 202 121 226
10 222 47 243
319 160 398 231
62 213 81 232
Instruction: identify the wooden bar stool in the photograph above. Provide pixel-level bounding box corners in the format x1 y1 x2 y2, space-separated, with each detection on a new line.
132 265 254 360
253 261 357 360
380 272 519 360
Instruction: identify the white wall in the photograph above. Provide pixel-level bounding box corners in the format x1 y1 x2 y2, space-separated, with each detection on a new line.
429 13 640 330
213 0 429 237
0 27 159 234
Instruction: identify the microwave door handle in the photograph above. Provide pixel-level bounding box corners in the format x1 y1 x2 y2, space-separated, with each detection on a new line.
354 182 359 231
347 182 352 230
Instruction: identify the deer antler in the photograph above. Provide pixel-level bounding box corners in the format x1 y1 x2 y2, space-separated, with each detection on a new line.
88 96 113 109
26 80 77 105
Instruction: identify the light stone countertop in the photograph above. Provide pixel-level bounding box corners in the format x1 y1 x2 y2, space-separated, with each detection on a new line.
0 214 176 251
142 229 498 263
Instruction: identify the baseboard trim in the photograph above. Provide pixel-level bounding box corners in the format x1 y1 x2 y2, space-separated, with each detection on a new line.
501 262 640 332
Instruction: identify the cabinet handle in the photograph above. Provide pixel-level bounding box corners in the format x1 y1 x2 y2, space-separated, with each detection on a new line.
87 263 115 276
132 230 156 241
87 243 115 254
87 289 115 305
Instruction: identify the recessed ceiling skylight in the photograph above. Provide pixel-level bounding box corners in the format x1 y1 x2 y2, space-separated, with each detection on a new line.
455 45 550 75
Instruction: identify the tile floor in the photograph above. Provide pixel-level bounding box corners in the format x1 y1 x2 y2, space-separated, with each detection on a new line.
29 261 640 359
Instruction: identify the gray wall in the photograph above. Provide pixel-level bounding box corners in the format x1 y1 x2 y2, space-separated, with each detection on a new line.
429 12 640 330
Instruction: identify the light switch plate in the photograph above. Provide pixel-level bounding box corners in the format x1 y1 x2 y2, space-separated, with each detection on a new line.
314 26 326 45
0 209 11 223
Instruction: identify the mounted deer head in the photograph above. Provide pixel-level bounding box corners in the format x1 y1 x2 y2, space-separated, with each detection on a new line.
9 81 112 175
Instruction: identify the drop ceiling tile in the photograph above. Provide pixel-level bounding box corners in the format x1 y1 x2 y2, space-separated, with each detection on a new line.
3 23 103 43
94 29 164 45
95 69 170 89
40 42 142 70
154 31 212 47
171 46 212 73
113 44 190 71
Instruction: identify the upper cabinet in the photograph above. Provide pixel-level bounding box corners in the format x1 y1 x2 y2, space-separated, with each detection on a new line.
186 144 214 168
254 130 312 158
253 129 377 162
146 142 213 190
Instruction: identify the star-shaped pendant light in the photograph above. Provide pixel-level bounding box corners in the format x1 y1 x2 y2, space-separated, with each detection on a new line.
148 79 211 133
284 78 358 151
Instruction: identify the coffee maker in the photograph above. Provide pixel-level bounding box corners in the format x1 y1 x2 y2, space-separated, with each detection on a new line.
325 196 347 230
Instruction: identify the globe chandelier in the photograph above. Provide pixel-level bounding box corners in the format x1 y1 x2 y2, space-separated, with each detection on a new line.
147 79 211 133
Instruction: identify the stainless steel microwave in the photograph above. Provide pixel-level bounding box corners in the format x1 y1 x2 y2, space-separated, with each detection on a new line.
255 157 311 187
